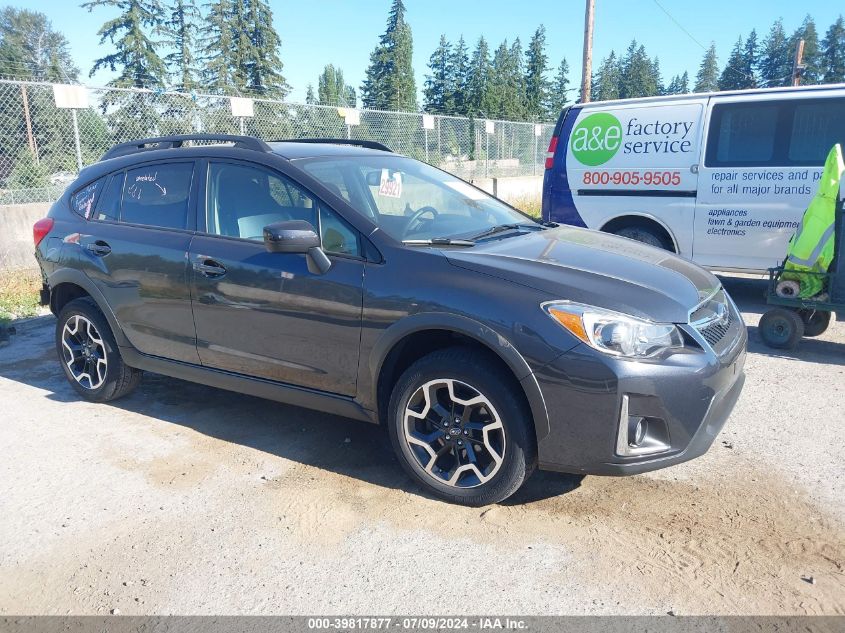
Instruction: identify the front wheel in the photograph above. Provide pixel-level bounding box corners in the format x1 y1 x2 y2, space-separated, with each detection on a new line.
387 347 536 506
55 297 141 402
611 224 672 251
759 308 804 350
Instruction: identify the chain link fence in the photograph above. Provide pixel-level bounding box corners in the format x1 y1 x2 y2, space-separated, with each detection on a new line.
0 79 556 204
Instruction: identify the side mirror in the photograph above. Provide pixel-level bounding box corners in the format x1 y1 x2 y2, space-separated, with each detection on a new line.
262 220 331 274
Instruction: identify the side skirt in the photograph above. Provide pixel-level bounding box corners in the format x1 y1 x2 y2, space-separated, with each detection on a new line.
120 346 376 424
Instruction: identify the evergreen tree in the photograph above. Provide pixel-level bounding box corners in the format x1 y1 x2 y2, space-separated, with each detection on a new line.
760 19 791 87
790 15 822 84
0 7 78 81
466 36 492 116
524 25 550 120
592 51 621 101
487 39 526 120
694 43 719 92
619 41 658 98
545 58 569 117
317 64 355 106
163 0 200 91
741 29 760 88
821 16 845 83
449 35 469 115
361 0 417 111
423 35 452 113
665 72 689 95
305 84 316 104
201 0 235 93
651 56 664 95
718 37 747 90
82 0 166 88
242 0 289 97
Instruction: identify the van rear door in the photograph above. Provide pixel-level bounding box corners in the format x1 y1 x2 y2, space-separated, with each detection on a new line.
694 92 845 271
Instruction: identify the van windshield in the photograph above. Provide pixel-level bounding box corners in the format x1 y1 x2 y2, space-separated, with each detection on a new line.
297 155 537 243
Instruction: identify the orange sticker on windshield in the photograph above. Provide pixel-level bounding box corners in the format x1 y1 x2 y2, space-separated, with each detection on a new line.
378 169 403 198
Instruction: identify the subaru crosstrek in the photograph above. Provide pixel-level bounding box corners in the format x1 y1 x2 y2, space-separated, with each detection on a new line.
33 134 747 505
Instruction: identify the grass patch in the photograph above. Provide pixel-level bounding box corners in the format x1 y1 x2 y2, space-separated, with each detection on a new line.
0 268 43 323
505 193 542 219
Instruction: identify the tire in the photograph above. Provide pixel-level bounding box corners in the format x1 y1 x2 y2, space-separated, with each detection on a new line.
759 308 805 350
55 297 141 402
612 224 672 251
797 309 831 338
387 347 536 506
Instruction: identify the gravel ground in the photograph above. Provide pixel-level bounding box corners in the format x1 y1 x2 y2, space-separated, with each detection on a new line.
0 275 843 615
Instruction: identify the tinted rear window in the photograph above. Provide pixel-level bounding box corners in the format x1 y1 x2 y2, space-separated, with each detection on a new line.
93 173 125 222
70 179 103 218
121 163 194 230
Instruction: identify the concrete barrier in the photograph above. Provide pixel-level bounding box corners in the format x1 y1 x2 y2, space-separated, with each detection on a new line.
0 203 51 271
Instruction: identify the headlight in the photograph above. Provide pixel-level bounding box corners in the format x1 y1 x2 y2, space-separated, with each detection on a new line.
543 301 684 358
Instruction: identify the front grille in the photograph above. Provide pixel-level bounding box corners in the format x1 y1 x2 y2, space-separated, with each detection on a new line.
690 288 737 353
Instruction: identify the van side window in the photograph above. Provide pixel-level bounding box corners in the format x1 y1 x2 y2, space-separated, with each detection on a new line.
709 103 780 167
70 178 103 218
93 172 125 222
789 99 845 164
121 163 194 230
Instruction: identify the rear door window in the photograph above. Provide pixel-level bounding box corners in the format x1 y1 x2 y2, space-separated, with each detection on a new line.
707 102 781 167
121 163 194 230
788 99 845 164
92 172 125 222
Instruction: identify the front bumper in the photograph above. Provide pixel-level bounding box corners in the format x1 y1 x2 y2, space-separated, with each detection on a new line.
533 324 747 476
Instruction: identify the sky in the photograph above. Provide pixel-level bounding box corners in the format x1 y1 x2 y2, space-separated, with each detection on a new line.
21 0 845 105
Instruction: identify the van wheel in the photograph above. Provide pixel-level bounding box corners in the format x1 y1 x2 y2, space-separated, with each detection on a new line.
612 225 672 251
55 297 141 402
759 308 804 350
387 347 536 506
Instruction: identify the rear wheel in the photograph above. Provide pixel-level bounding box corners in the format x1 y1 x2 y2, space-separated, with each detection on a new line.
797 309 831 338
759 308 804 350
56 298 141 402
388 347 536 506
611 224 672 251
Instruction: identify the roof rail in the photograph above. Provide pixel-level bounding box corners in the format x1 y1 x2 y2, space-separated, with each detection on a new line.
101 134 271 161
272 138 393 152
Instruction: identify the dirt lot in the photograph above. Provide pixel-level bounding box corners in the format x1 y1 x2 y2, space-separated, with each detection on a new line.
0 276 843 615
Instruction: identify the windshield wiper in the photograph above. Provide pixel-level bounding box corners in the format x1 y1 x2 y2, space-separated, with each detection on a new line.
465 222 546 241
403 238 475 247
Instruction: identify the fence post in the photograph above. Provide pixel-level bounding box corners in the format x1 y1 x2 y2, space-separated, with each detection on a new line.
21 84 38 161
71 109 83 171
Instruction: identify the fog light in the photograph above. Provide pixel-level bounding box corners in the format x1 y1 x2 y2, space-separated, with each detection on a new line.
616 395 671 457
632 418 647 446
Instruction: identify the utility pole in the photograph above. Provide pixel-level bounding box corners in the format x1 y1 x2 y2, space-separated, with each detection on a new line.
20 84 38 161
791 38 805 86
580 0 595 103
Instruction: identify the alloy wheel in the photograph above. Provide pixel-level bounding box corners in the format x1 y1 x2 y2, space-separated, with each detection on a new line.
403 378 506 488
61 314 107 390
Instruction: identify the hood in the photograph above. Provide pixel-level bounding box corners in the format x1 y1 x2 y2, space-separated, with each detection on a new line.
445 226 720 323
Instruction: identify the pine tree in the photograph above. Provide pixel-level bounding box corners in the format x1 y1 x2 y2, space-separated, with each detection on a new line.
741 29 760 88
424 35 452 114
305 84 316 104
790 15 822 84
466 36 492 116
82 0 166 88
619 41 658 98
718 37 747 90
760 19 791 87
694 43 719 92
201 0 235 93
318 64 355 106
524 25 550 120
163 0 200 91
487 39 526 120
242 0 289 97
361 0 417 111
545 58 569 117
449 35 469 115
821 16 845 83
592 51 621 101
651 57 664 95
665 72 689 95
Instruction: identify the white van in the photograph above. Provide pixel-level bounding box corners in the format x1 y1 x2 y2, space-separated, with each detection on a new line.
541 84 845 272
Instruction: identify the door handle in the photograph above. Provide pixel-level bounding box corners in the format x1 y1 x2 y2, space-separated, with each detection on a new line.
86 240 111 256
193 258 227 278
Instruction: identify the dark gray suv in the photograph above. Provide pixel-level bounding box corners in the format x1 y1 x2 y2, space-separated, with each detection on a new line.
33 134 747 505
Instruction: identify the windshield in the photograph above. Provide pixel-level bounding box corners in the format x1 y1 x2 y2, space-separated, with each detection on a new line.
297 155 536 243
